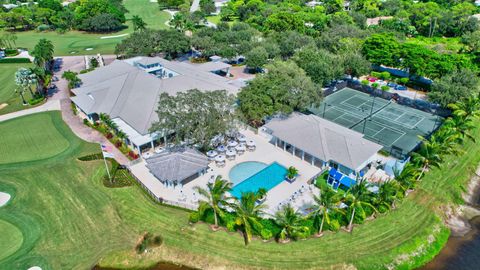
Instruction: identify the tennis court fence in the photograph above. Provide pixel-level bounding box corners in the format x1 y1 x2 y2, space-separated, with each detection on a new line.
325 81 451 118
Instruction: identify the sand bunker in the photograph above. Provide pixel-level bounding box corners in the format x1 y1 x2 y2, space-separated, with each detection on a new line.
0 103 8 110
27 267 42 270
0 192 11 207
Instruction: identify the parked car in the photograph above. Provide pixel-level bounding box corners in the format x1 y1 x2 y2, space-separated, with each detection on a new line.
368 77 377 82
387 82 398 88
395 85 407 91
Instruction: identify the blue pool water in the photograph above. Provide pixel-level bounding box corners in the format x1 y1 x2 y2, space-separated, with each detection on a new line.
230 162 288 198
229 161 268 185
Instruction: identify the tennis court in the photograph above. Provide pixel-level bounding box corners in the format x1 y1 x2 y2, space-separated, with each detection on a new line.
310 88 441 157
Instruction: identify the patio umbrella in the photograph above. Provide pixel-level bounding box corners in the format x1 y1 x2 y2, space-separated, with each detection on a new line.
216 145 226 152
215 155 226 162
246 140 255 147
227 140 238 147
206 150 218 157
237 134 247 142
226 149 237 157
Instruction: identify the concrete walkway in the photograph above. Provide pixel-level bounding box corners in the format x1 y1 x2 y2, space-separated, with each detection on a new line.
0 100 61 123
53 56 130 165
59 99 130 165
190 0 200 12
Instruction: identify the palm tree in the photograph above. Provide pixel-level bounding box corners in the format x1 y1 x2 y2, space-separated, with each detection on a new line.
15 87 27 105
345 181 376 232
233 191 266 245
195 176 232 228
31 39 54 72
275 204 309 242
286 166 298 181
448 95 480 120
15 68 37 98
374 181 402 212
170 13 186 31
393 163 420 192
444 114 476 143
411 135 446 181
131 15 147 31
309 187 344 236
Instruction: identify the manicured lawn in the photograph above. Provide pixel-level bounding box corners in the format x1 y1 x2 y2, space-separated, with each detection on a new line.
0 111 479 269
206 15 238 26
0 113 69 164
0 219 23 261
124 0 171 30
2 0 170 56
0 63 40 115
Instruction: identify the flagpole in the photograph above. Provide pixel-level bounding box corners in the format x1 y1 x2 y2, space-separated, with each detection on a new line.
101 144 112 181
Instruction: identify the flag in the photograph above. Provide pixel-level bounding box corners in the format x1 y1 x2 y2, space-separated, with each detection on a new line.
101 144 115 158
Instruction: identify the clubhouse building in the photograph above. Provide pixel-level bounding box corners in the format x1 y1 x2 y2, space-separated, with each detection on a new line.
70 56 241 153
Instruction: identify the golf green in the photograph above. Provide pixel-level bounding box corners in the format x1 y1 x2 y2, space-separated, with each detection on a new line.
0 219 23 261
0 112 70 164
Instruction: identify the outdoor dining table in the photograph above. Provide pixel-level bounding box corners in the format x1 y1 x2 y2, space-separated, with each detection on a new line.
235 144 246 151
227 140 238 148
226 149 237 157
206 150 218 157
215 154 226 162
237 134 247 142
216 145 226 153
246 140 255 147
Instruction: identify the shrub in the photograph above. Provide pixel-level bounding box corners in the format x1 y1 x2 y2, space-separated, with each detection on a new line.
106 132 113 139
225 219 236 232
361 79 370 85
83 118 90 126
28 96 45 105
71 102 78 115
79 67 95 74
136 233 163 254
399 77 409 85
36 24 51 32
380 71 391 80
115 141 123 148
5 49 18 56
381 85 390 91
371 82 379 89
258 218 281 237
189 212 200 223
0 58 31 63
78 153 104 161
260 228 273 240
370 71 381 78
327 219 341 232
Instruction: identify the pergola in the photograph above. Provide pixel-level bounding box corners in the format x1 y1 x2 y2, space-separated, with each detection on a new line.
145 148 209 186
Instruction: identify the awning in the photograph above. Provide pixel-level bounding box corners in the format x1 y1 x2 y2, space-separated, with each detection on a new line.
340 176 356 188
112 117 159 146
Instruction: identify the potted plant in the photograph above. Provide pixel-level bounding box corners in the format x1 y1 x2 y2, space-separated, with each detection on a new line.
256 188 267 204
286 166 299 183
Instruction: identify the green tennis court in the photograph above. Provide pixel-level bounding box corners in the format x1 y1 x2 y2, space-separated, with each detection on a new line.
310 88 442 157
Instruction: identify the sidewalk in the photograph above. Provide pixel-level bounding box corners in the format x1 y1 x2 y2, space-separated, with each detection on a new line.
0 100 61 123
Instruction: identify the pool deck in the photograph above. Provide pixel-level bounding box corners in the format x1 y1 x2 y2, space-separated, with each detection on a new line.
129 128 322 215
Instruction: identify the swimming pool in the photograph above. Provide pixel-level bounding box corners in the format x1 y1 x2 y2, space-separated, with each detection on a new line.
229 161 268 185
230 162 287 198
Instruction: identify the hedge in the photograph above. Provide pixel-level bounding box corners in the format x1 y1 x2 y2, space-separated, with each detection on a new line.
0 58 32 63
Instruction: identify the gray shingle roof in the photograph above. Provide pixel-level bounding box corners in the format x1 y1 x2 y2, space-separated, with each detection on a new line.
71 57 241 135
145 148 209 183
264 113 383 171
